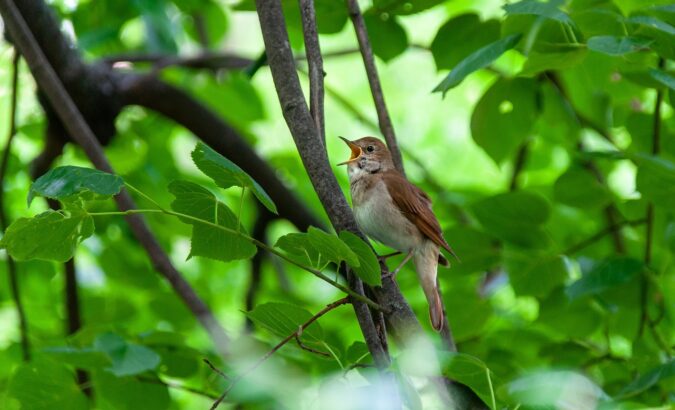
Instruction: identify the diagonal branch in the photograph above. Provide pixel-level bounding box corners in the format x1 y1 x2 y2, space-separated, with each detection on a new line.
210 298 349 409
345 0 404 174
299 0 326 144
255 0 394 369
0 51 30 362
0 0 230 356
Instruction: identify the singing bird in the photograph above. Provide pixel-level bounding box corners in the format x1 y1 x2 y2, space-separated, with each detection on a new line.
338 136 456 331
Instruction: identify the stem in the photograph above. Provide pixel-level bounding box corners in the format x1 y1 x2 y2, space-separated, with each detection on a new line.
210 298 349 409
299 0 326 144
345 0 405 174
87 208 382 310
639 57 665 338
0 51 30 362
125 182 166 211
237 187 245 232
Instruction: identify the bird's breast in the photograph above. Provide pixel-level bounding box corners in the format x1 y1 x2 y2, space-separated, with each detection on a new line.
352 179 421 252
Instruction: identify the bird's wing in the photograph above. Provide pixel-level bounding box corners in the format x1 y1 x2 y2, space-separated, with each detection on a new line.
382 170 457 259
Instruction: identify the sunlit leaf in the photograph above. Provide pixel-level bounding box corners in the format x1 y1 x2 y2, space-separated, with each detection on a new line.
627 15 675 36
339 231 381 286
307 227 359 268
168 180 257 262
192 142 277 214
28 166 124 206
432 34 522 95
0 209 94 262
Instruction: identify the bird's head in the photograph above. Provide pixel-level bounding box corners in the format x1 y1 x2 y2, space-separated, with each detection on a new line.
338 136 393 175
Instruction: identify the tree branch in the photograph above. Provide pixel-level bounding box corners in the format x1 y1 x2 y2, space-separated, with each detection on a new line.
210 297 350 409
118 74 323 233
244 206 274 331
345 0 404 174
63 257 91 396
0 0 230 356
256 0 417 369
564 219 646 255
299 0 325 144
0 51 30 362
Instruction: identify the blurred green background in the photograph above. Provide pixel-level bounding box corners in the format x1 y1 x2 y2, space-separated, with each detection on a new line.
0 0 674 408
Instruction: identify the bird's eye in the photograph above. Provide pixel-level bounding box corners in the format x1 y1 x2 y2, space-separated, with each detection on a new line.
366 145 374 153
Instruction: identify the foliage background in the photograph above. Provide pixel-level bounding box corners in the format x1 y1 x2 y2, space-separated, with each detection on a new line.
0 0 674 408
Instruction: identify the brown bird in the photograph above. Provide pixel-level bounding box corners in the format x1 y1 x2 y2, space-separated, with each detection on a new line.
338 136 456 331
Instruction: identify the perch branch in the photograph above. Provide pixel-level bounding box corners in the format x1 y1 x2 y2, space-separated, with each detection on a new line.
0 51 30 362
255 0 394 369
345 0 404 174
0 0 230 356
210 298 349 409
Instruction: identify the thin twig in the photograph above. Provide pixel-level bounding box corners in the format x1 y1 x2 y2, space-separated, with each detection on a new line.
203 358 230 381
210 298 349 409
294 335 330 357
63 256 91 396
0 51 30 362
564 219 646 255
299 0 325 144
639 57 665 338
509 142 529 191
137 376 219 400
345 0 404 174
0 0 230 356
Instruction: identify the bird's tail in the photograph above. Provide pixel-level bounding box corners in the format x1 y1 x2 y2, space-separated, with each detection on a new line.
414 242 444 332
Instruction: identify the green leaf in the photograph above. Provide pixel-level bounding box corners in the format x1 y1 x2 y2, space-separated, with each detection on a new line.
191 142 277 214
627 15 675 36
0 209 94 262
587 36 653 55
430 14 501 71
538 288 603 338
7 359 88 410
440 352 496 409
168 180 257 262
94 371 170 410
504 0 574 25
246 302 324 345
471 191 550 248
43 346 110 370
307 227 359 268
28 165 124 206
649 68 675 91
363 14 407 62
470 78 539 163
507 254 570 298
442 226 500 275
566 258 644 300
274 232 321 267
553 166 613 209
520 48 588 76
635 155 675 208
619 359 675 397
432 34 522 95
504 371 607 407
94 333 161 377
339 231 381 286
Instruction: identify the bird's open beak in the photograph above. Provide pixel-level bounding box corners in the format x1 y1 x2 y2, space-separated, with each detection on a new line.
337 137 362 166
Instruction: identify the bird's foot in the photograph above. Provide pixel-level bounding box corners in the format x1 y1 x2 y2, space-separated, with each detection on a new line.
381 269 397 280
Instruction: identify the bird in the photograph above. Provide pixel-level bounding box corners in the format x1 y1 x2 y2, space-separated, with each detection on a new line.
338 136 456 331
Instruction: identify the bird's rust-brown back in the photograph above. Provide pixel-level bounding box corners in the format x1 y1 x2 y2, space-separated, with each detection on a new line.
381 170 456 257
